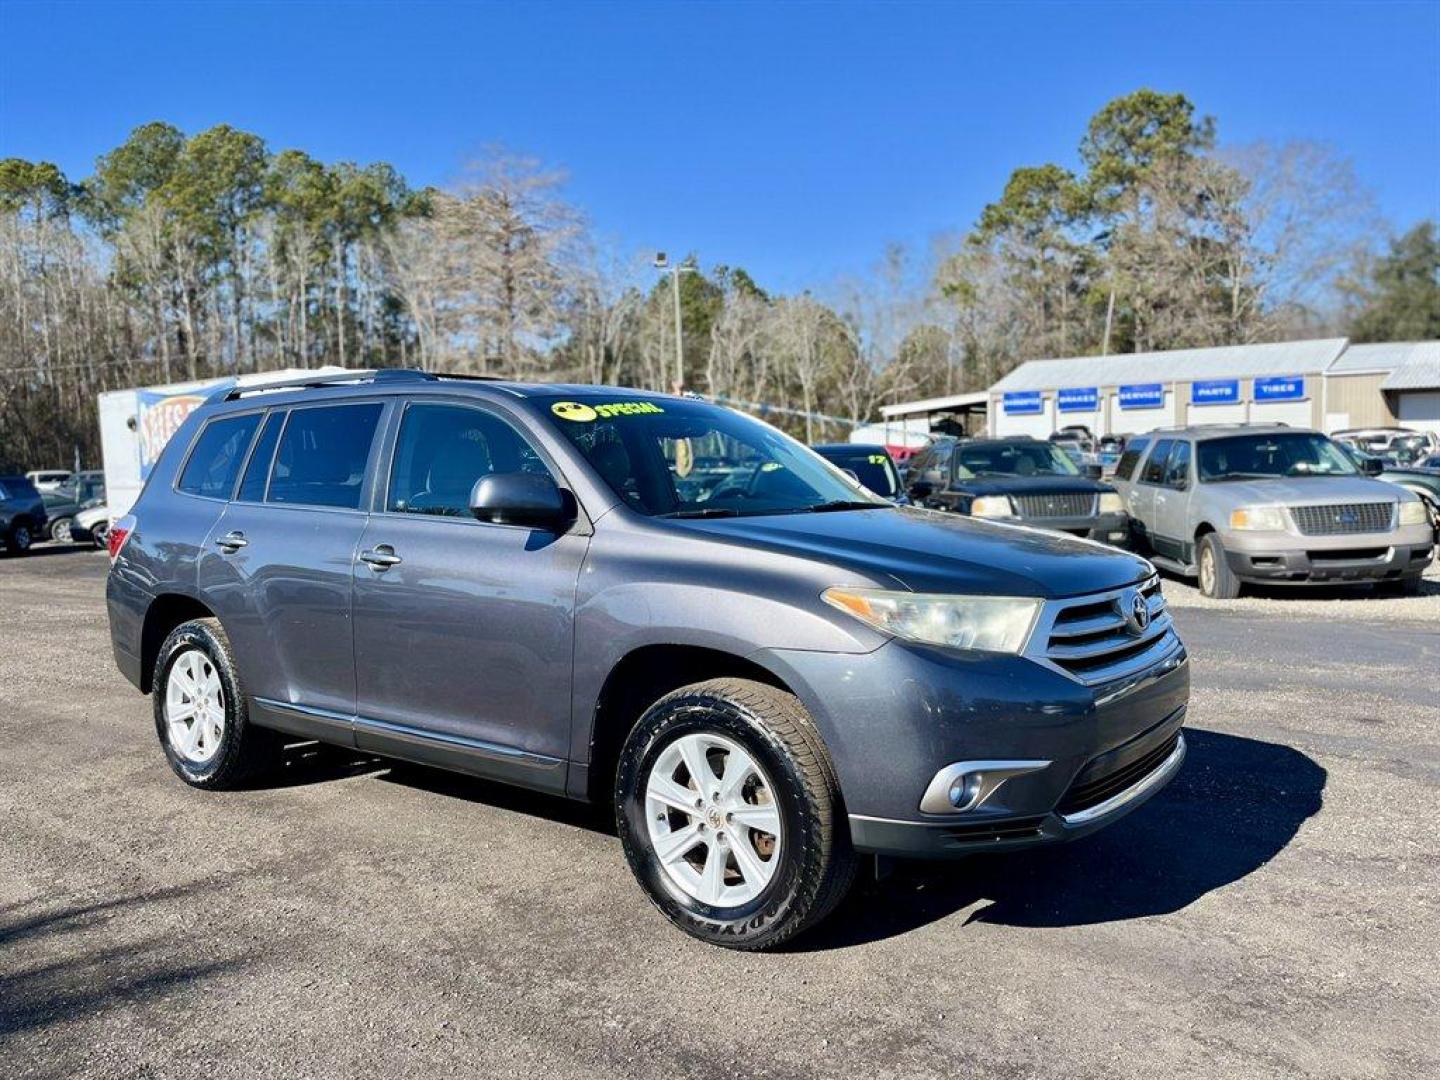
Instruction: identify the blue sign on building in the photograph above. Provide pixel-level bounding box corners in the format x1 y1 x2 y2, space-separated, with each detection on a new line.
1056 387 1099 412
1003 391 1044 415
1118 383 1165 410
1254 375 1305 402
1191 379 1240 406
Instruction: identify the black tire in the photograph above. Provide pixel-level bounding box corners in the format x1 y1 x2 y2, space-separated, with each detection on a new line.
91 521 110 549
1197 532 1242 599
50 516 74 543
1376 574 1424 597
152 617 279 789
4 521 35 556
616 677 856 951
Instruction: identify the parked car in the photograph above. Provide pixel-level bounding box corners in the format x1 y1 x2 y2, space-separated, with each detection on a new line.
38 471 106 543
106 370 1188 950
0 475 46 555
1333 427 1440 459
1111 425 1432 598
1336 443 1440 538
810 443 907 503
905 436 1130 545
72 502 113 548
25 468 73 492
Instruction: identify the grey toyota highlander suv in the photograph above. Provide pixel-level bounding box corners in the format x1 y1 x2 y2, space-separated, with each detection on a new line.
107 370 1190 949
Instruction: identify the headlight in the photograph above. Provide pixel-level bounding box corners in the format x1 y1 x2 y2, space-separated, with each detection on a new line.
822 588 1041 654
1099 492 1126 514
1229 505 1287 531
970 495 1015 518
1399 499 1429 526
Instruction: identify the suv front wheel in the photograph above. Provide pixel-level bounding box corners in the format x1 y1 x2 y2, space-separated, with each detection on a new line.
615 678 856 950
153 618 279 788
1197 532 1242 599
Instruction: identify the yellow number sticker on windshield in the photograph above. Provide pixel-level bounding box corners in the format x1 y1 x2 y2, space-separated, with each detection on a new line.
551 400 665 422
551 401 598 422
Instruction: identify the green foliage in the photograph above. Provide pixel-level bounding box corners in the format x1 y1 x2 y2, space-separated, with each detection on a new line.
1080 89 1215 209
0 158 73 217
1348 222 1440 342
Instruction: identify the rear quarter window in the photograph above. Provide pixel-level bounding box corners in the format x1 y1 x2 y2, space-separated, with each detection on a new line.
177 414 262 499
1114 437 1150 481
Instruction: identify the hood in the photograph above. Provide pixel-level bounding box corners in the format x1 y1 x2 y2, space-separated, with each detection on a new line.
950 475 1110 496
675 506 1151 599
1207 475 1405 506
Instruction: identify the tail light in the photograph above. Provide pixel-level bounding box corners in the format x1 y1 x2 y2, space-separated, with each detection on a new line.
108 514 136 563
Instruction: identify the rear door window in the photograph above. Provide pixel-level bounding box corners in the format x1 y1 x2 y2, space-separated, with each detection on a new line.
177 414 262 499
266 403 383 510
1139 439 1175 486
1164 441 1192 489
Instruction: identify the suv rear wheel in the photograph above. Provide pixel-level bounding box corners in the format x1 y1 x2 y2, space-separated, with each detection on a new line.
153 618 278 788
615 678 856 950
1197 532 1242 599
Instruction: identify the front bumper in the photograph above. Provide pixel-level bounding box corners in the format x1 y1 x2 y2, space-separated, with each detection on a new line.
1011 510 1130 546
759 629 1190 860
849 719 1186 857
1224 525 1433 584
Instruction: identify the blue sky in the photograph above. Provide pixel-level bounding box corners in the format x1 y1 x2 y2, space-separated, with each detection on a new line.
1 0 1436 290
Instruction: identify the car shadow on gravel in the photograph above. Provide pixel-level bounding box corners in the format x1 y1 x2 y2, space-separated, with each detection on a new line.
795 728 1326 950
0 882 246 1043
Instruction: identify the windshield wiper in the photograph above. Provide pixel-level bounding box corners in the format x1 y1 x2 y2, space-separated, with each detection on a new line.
802 499 891 513
657 507 741 519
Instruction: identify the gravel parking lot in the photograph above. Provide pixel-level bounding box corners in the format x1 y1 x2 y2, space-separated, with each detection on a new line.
2 547 1437 1080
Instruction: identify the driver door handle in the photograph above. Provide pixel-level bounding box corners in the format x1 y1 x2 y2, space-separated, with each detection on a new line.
214 530 247 551
360 545 402 569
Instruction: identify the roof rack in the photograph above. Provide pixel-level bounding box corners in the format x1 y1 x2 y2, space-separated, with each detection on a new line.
212 368 505 402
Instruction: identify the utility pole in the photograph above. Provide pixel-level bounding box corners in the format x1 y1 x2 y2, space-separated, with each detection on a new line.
1101 286 1116 356
654 253 697 393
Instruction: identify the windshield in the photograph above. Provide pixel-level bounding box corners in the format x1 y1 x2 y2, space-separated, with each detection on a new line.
813 449 899 497
955 441 1081 479
1197 433 1358 481
539 395 889 517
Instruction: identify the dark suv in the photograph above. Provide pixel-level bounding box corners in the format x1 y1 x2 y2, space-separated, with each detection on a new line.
0 475 46 555
905 436 1131 545
106 370 1189 949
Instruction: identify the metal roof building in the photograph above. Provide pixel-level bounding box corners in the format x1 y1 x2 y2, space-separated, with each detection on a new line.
982 338 1439 438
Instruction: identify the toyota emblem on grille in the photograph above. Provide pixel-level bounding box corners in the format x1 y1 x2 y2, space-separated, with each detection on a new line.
1128 590 1151 634
1337 509 1357 525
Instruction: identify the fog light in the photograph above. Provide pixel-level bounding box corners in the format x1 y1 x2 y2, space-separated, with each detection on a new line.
948 772 984 811
920 759 1052 815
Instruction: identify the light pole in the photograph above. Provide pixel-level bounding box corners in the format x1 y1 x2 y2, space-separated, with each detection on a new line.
654 252 697 393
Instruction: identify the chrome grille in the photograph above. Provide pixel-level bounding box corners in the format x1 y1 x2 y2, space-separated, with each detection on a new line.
1290 502 1394 536
1030 576 1184 686
1013 492 1097 520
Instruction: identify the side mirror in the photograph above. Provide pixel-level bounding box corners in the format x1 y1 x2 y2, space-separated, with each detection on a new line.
1084 464 1104 480
469 472 570 529
908 480 934 500
1361 457 1384 477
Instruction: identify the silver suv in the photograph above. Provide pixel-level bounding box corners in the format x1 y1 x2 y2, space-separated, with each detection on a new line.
1111 424 1433 598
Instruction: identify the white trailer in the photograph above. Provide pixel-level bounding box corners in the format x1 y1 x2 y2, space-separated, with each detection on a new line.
98 368 346 518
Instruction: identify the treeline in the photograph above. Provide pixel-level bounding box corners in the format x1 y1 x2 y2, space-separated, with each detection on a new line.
2 90 1436 472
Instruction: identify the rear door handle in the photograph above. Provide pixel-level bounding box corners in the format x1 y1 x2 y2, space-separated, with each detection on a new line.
360 545 402 569
214 530 247 551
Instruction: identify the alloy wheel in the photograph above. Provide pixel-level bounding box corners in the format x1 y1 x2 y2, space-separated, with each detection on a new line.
165 648 226 764
644 732 783 908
